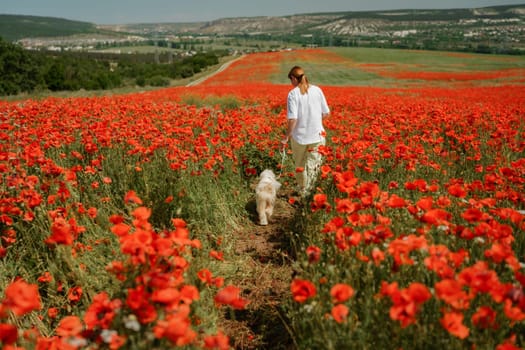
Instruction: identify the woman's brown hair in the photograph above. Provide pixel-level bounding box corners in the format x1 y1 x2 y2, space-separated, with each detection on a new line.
288 66 309 95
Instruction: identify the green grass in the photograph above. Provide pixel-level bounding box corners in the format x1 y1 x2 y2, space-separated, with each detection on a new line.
329 47 525 72
279 63 386 86
179 93 244 110
268 47 525 87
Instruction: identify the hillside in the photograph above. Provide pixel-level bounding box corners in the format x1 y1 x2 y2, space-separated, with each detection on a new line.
2 4 525 54
99 4 525 36
0 14 98 41
106 4 525 53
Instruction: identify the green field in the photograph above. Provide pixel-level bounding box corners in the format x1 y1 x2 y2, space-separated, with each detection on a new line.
330 47 525 71
268 47 525 87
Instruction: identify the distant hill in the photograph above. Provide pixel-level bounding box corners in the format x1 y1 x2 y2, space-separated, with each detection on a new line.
102 4 525 36
2 4 525 54
100 4 525 53
0 14 97 41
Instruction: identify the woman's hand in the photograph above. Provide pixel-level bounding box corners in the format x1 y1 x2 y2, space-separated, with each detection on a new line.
280 136 289 149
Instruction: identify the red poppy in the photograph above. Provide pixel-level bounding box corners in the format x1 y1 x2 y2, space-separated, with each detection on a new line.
151 287 180 305
37 271 53 283
420 208 452 226
56 315 83 337
322 216 345 233
67 286 83 304
331 304 349 324
371 247 385 265
87 207 97 219
109 214 125 225
440 311 469 339
387 234 427 267
447 184 467 198
153 307 196 346
364 224 393 244
334 170 358 193
496 335 521 350
335 198 359 213
45 217 74 246
503 299 525 323
435 279 471 310
197 268 213 284
436 196 452 208
311 193 331 212
416 197 433 211
197 268 224 287
209 250 224 261
381 281 431 328
457 261 501 296
47 307 59 319
126 286 157 324
203 331 230 350
84 292 122 330
290 279 317 303
180 285 200 305
461 208 489 222
484 242 515 265
2 279 41 316
110 222 130 237
387 194 408 208
0 323 18 345
306 245 321 263
132 206 151 224
471 306 498 329
320 165 331 178
330 283 355 303
124 190 143 204
214 285 249 309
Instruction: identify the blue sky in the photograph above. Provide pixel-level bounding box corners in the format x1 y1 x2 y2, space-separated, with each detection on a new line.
1 0 524 24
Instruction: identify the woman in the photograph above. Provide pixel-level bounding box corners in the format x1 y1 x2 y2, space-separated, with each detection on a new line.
281 65 330 196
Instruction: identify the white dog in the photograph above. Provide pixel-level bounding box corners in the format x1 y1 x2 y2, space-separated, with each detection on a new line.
255 169 281 225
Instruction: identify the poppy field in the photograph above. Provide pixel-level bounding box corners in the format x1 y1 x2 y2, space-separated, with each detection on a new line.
1 47 525 349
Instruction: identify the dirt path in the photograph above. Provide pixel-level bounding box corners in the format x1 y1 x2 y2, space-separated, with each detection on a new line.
222 188 300 349
185 55 245 87
186 57 299 347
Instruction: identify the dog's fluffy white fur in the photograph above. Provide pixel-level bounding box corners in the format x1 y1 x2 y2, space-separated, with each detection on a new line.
255 169 281 225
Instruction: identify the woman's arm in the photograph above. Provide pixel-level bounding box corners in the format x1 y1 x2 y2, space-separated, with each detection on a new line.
281 118 297 146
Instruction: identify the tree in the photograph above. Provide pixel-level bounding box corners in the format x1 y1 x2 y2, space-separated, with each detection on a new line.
44 61 66 91
0 37 41 95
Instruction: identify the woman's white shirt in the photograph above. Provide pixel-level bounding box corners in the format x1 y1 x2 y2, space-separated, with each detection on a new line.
286 85 329 145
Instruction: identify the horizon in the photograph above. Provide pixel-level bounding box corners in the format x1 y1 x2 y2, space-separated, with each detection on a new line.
1 0 524 25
